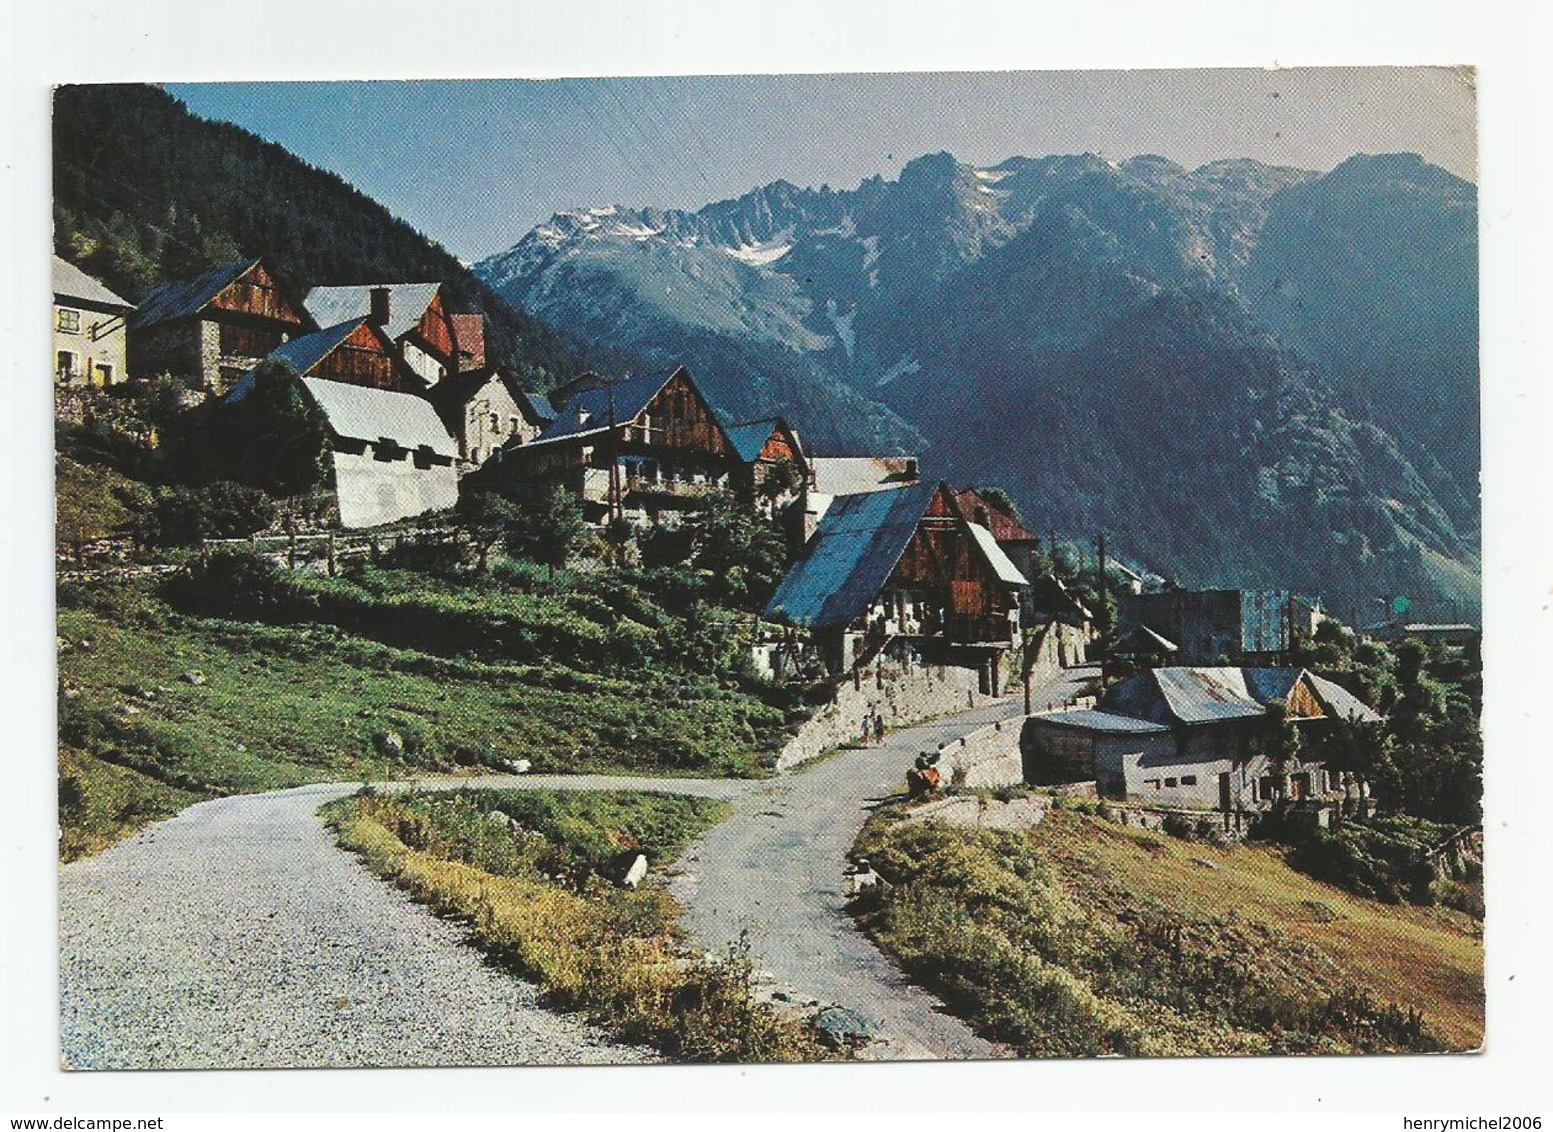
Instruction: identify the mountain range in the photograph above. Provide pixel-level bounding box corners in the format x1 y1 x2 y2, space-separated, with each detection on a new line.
476 150 1480 615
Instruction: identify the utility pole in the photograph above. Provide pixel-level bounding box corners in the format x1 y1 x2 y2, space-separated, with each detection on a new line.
1096 532 1109 661
606 374 622 528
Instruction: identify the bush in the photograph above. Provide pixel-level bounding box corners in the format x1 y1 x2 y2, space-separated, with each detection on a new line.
1288 816 1454 904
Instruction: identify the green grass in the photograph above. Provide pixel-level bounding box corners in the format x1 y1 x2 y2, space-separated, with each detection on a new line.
852 805 1483 1057
57 578 790 859
324 788 828 1063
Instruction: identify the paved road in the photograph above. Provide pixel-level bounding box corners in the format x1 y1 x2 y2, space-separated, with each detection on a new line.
668 666 1096 1060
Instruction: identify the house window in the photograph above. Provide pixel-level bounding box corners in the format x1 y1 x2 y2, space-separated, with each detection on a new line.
1145 779 1161 791
1164 777 1178 788
94 362 114 386
490 412 501 432
470 447 481 464
56 308 81 335
1180 775 1197 786
56 351 77 380
510 416 520 434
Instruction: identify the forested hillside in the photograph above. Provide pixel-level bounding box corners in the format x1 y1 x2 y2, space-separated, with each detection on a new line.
52 84 624 390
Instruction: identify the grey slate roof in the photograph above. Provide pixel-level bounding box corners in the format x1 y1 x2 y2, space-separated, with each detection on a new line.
1116 624 1179 653
1027 709 1169 735
301 377 457 458
763 481 937 630
304 283 442 342
966 522 1029 587
129 260 257 329
1099 666 1381 730
52 256 133 312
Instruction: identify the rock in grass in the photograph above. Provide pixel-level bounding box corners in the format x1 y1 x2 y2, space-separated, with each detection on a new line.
180 670 207 686
620 853 649 889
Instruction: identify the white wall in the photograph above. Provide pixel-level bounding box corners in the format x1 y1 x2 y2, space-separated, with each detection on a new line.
330 449 458 529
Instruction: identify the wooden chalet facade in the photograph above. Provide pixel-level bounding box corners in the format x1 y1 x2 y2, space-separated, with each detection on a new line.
1022 667 1382 816
722 416 812 518
236 317 418 394
129 259 313 394
304 283 461 388
764 481 1031 687
490 366 741 526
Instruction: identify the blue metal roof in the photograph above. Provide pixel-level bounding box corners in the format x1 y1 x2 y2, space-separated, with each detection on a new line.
724 419 782 464
529 369 681 447
517 389 558 424
763 481 936 630
226 320 373 403
129 260 257 330
1241 667 1303 706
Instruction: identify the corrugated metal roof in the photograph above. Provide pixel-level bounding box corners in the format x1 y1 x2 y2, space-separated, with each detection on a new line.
724 419 781 464
763 481 936 629
52 256 133 310
304 283 442 342
965 522 1029 587
1306 673 1384 723
1025 709 1169 735
129 260 257 329
301 377 457 457
1153 667 1267 724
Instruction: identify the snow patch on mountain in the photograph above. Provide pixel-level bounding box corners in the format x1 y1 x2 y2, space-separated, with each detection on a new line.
825 298 857 359
724 229 795 266
875 357 921 387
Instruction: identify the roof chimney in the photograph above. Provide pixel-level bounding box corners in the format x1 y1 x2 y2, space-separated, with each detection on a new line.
368 287 391 327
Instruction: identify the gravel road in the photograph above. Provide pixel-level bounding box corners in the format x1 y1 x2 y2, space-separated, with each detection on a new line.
60 679 1087 1068
669 667 1097 1061
59 780 667 1070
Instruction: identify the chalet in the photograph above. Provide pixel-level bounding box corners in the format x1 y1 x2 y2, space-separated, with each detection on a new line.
129 259 313 394
949 487 1040 584
489 366 740 526
800 456 921 542
720 416 812 517
450 313 486 373
763 481 1030 689
237 318 418 393
425 367 537 469
227 367 458 529
304 283 460 388
1022 666 1382 813
53 256 134 387
1118 588 1299 666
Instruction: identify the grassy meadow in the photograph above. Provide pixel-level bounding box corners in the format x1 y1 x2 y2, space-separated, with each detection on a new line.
57 574 792 860
325 788 828 1062
852 802 1484 1057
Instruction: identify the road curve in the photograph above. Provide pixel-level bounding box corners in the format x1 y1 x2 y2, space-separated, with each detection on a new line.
668 666 1095 1061
61 678 1088 1068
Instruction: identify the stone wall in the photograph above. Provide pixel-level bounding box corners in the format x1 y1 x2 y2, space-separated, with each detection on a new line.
939 717 1024 789
775 662 985 771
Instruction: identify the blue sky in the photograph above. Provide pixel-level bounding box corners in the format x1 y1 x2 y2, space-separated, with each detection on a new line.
166 68 1475 263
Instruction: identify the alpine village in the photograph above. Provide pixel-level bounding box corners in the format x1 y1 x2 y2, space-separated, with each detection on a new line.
55 84 1484 1067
